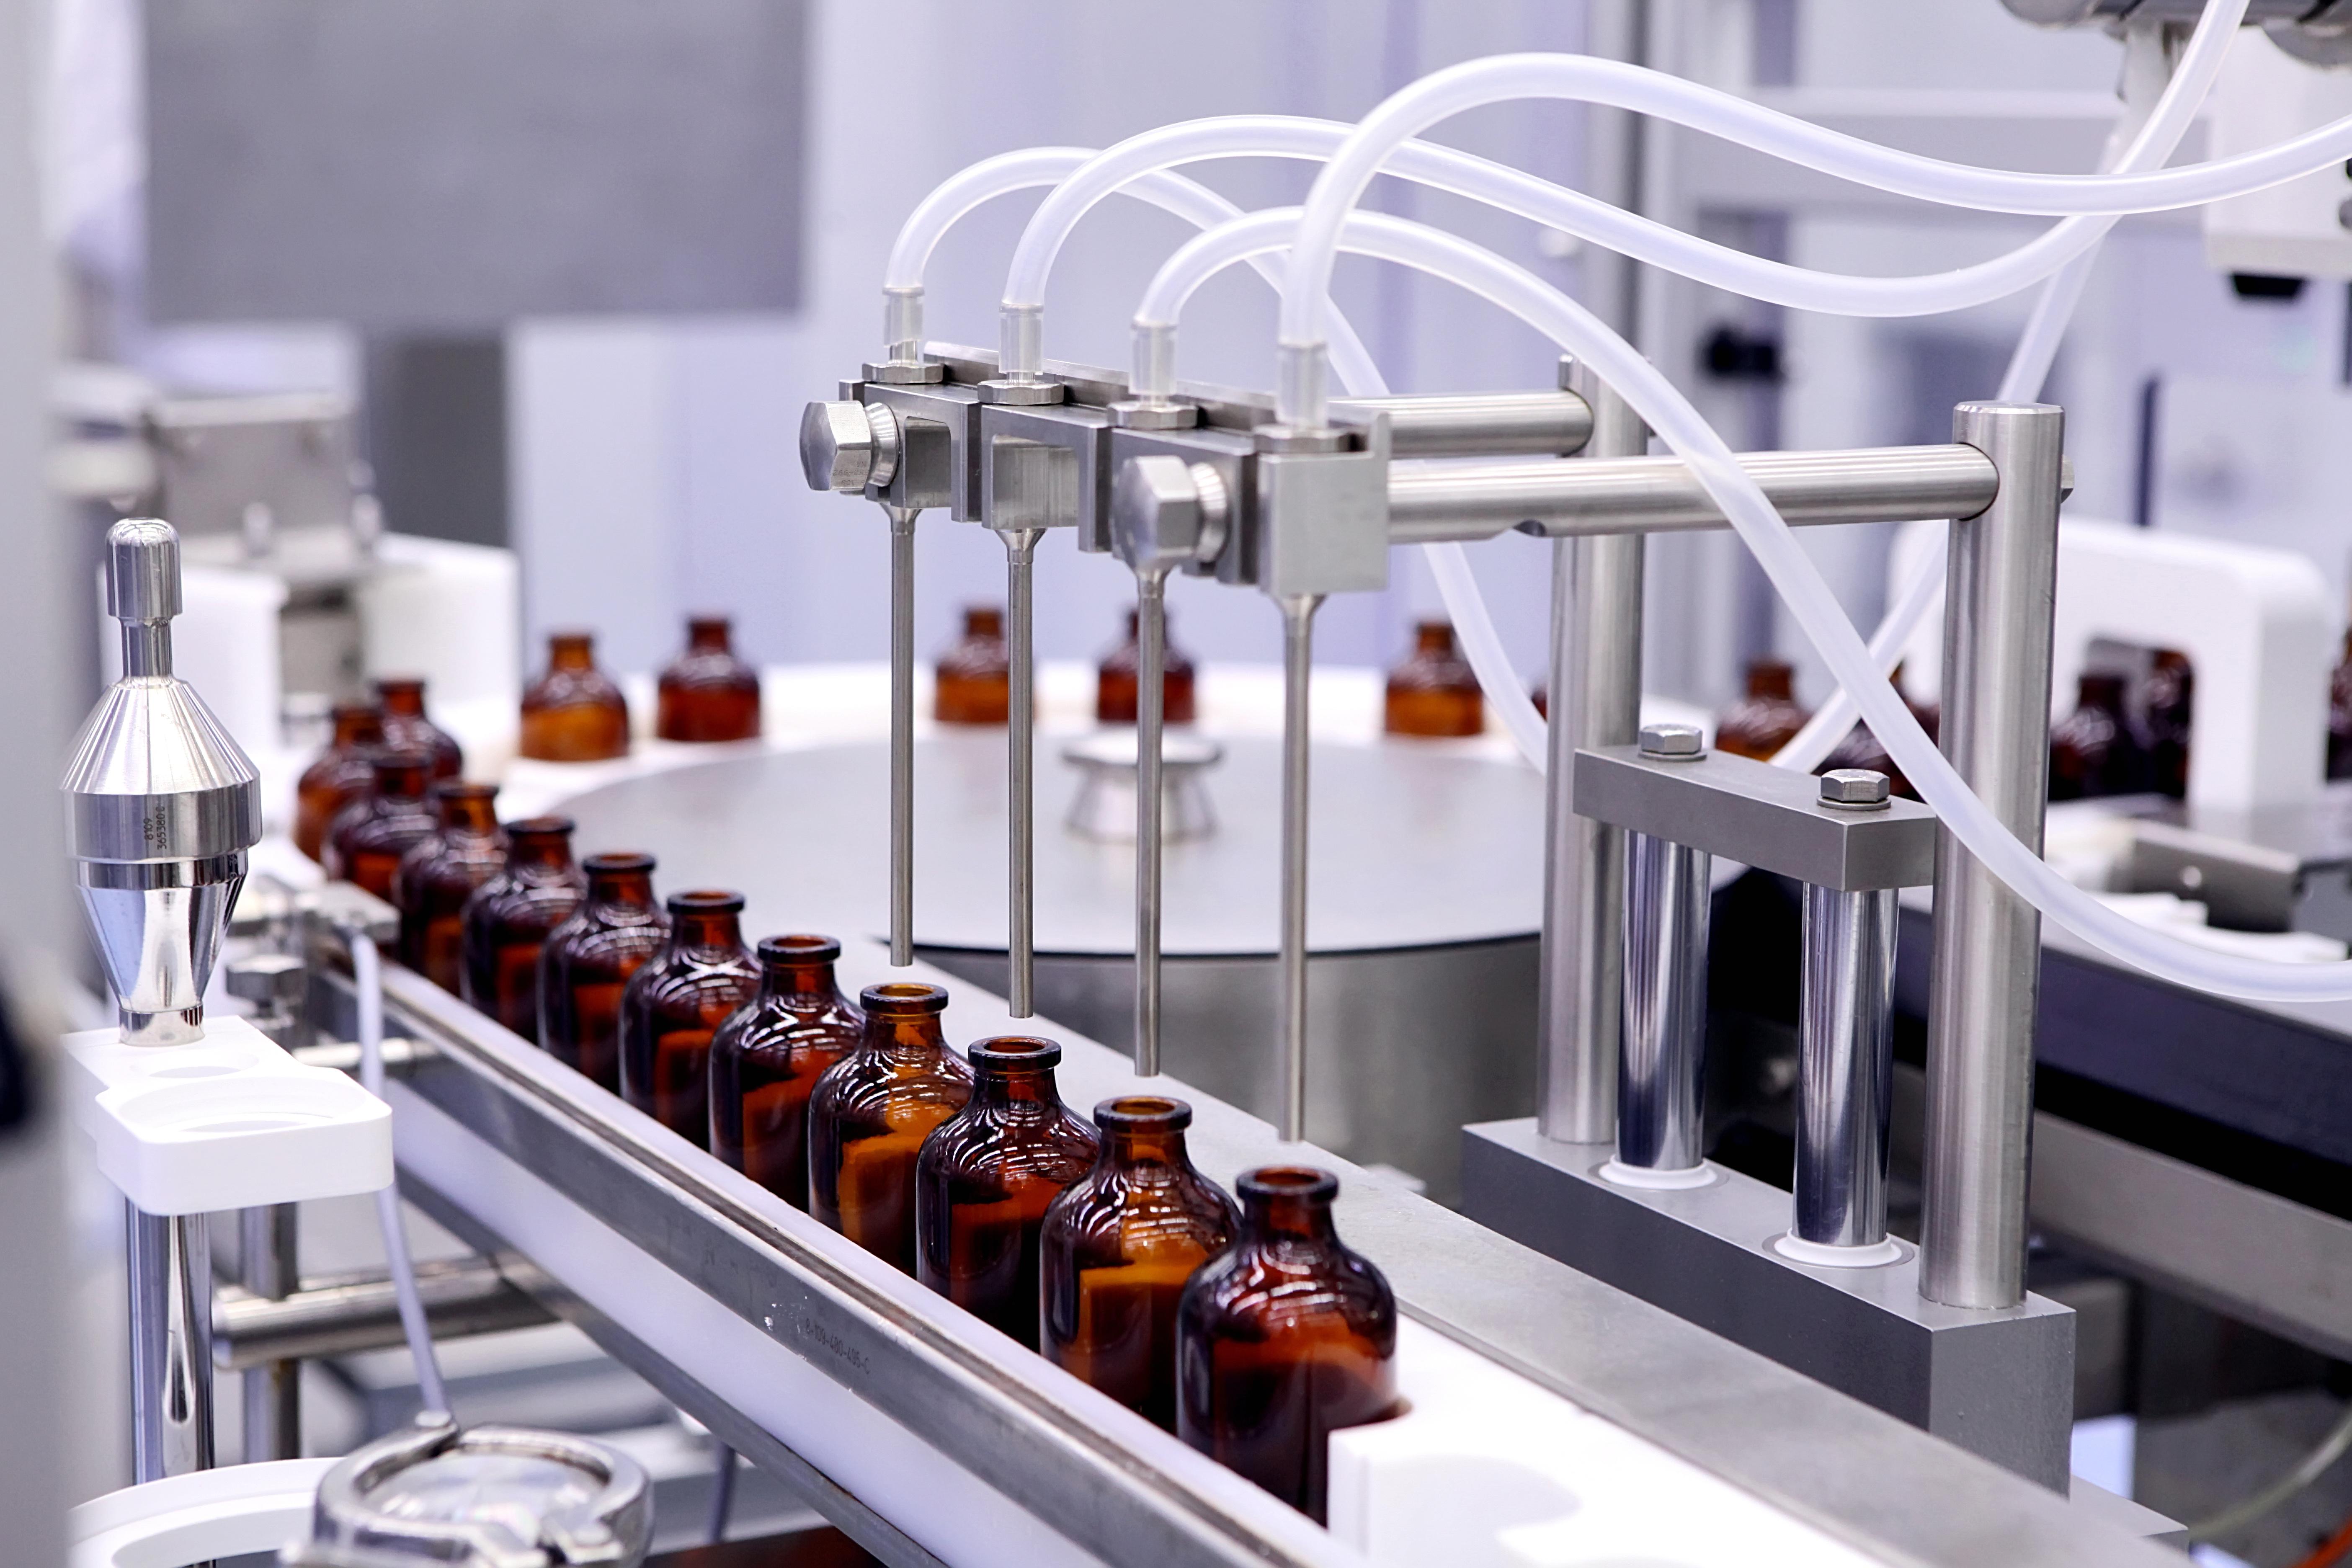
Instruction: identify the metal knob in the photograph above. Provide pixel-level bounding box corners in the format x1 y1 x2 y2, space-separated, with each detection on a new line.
105 517 181 624
799 399 899 494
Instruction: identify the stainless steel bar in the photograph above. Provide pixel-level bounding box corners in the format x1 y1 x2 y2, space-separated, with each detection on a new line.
1000 524 1045 1016
1389 443 2002 544
1277 592 1321 1142
239 1203 300 1461
1537 362 1647 1145
215 1259 554 1369
1796 885 1899 1248
129 1204 214 1483
888 504 918 968
1332 390 1593 458
1133 568 1170 1077
1921 402 2066 1311
1617 831 1710 1172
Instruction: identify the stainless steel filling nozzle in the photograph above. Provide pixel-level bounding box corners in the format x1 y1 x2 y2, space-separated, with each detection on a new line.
63 518 263 1044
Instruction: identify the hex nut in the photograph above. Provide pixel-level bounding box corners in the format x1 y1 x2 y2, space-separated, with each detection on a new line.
1819 768 1892 808
799 400 895 494
1638 722 1705 760
1112 454 1205 574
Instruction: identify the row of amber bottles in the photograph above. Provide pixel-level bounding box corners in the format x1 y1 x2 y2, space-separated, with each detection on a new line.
517 617 763 763
296 678 464 862
934 604 1199 727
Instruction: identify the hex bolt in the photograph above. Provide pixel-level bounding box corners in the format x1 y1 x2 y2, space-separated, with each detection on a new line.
1638 721 1705 760
1818 768 1892 809
798 400 898 494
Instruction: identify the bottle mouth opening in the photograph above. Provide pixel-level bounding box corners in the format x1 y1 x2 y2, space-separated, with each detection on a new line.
669 890 745 915
1096 1095 1190 1132
968 1034 1060 1071
374 676 425 695
508 815 575 838
584 851 655 875
763 934 840 962
371 749 433 776
861 982 948 1015
1238 1165 1338 1203
431 781 496 802
333 701 384 722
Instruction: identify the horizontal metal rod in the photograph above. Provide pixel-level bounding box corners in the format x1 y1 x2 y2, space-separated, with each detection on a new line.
1389 444 2017 543
213 1258 552 1369
1333 391 1592 458
287 1036 432 1075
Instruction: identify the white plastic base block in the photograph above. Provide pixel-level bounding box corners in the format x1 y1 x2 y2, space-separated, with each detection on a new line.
1770 1233 1907 1270
69 1457 334 1568
64 1014 392 1215
1597 1158 1719 1191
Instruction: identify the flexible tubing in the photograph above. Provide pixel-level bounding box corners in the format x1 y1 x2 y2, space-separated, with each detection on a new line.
2187 1400 2352 1542
1273 42 2333 396
1769 0 2243 774
351 934 452 1416
1326 216 2352 998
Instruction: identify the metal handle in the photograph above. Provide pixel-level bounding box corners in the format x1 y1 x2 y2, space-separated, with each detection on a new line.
1001 526 1046 1017
1133 570 1170 1077
1795 885 1899 1249
1276 593 1321 1141
887 505 918 967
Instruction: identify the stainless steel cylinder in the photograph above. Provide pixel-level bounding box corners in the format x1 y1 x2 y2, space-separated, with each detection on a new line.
1617 830 1710 1172
1537 361 1648 1145
128 1204 214 1483
1796 885 1899 1250
1921 402 2066 1311
1277 593 1321 1142
1000 525 1046 1016
1132 569 1171 1077
887 505 918 967
240 1203 301 1462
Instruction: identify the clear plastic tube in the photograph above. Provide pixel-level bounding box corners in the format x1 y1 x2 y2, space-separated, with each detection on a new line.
350 934 452 1416
1769 0 2242 774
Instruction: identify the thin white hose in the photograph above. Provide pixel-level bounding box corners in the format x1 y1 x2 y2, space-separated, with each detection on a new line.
1769 0 2242 774
350 933 452 1417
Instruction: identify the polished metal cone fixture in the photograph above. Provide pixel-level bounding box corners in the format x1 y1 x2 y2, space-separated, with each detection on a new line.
62 519 262 1044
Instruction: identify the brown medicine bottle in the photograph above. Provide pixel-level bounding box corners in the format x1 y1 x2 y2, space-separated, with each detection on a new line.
1382 620 1484 738
374 676 463 781
327 751 438 901
619 891 758 1148
520 631 631 762
708 935 863 1208
807 983 972 1274
1041 1096 1238 1429
295 702 384 862
1096 607 1197 726
657 614 762 743
1715 658 1810 760
2050 671 2151 801
914 1037 1100 1349
539 853 670 1093
934 606 1011 725
2141 649 2193 800
459 816 587 1043
395 782 507 990
1176 1166 1400 1522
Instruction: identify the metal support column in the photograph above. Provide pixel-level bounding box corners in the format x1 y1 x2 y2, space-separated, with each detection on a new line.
241 1203 301 1461
1920 401 2066 1310
1537 360 1648 1142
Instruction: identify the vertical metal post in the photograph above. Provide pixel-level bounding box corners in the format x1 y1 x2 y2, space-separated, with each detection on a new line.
1000 525 1046 1017
887 504 918 968
1132 568 1170 1077
128 1204 214 1483
1921 402 2066 1310
1538 361 1648 1143
1614 830 1710 1175
1794 885 1899 1251
241 1203 301 1461
1277 593 1323 1141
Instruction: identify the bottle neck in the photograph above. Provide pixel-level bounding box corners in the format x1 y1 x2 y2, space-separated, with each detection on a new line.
379 683 426 717
974 1066 1059 1112
688 620 732 653
673 910 744 952
866 1013 947 1058
1415 624 1451 656
761 958 836 1003
333 711 384 748
549 637 595 671
1244 1191 1338 1244
589 869 657 909
510 832 574 873
1107 1127 1187 1169
441 795 499 834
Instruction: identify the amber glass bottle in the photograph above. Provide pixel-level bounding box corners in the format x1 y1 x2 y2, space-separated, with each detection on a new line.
657 614 762 743
618 891 758 1148
2141 649 2194 800
709 936 864 1208
1042 1096 1238 1429
459 817 587 1043
934 606 1011 725
1383 620 1484 737
520 631 631 762
326 752 438 900
1176 1166 1400 1522
395 782 506 990
539 853 670 1093
807 983 972 1274
1096 607 1198 726
2050 671 2151 801
295 702 384 863
375 676 463 780
915 1037 1100 1349
1715 658 1811 759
